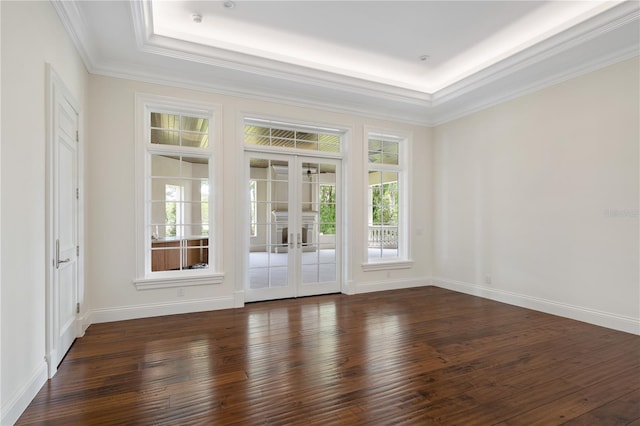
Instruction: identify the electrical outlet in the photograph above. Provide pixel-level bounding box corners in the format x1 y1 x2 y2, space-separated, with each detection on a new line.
484 275 492 285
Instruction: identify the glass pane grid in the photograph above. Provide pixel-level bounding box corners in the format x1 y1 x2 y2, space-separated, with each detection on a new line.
368 137 401 165
150 112 209 149
245 124 342 153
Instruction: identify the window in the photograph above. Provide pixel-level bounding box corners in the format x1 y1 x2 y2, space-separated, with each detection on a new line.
200 181 209 236
364 131 411 269
134 95 223 289
164 184 183 238
319 184 336 235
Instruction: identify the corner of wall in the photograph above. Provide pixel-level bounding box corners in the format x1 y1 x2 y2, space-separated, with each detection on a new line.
0 362 47 426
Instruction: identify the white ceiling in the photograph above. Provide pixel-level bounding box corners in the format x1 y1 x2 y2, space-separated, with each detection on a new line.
54 0 639 125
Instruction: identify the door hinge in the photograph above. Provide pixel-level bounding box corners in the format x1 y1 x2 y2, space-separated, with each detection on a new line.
76 130 79 142
76 302 80 314
77 246 80 256
76 188 79 200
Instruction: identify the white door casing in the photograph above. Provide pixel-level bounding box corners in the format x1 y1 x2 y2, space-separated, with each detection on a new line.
46 65 82 377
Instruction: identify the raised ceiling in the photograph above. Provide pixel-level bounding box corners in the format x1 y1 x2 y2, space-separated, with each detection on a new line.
54 1 639 125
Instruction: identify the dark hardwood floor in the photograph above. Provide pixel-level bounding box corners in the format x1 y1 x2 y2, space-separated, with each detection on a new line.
18 287 640 425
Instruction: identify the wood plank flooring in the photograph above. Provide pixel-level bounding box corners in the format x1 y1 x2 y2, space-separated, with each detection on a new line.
17 287 640 425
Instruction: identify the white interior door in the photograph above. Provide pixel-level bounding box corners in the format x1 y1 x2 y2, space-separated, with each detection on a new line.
246 152 341 302
51 90 79 369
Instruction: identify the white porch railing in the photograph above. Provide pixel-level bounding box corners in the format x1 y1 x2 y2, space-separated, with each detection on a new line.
368 225 398 249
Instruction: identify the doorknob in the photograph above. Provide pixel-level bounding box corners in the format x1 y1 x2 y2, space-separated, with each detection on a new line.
297 233 302 248
56 239 71 269
289 233 294 249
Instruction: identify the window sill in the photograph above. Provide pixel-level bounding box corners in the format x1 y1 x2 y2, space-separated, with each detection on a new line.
361 260 413 272
134 272 225 290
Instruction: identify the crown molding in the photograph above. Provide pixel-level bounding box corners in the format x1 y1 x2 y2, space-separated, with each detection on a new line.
50 0 97 73
430 44 640 126
85 60 434 126
53 0 639 128
432 1 640 105
130 2 431 107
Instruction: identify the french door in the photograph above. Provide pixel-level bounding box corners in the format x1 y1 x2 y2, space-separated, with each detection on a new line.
246 152 341 302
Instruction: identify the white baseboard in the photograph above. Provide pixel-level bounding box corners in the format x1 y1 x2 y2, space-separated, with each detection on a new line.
87 296 236 324
233 291 244 308
1 361 47 426
354 277 430 294
78 313 91 336
342 280 356 295
432 277 640 335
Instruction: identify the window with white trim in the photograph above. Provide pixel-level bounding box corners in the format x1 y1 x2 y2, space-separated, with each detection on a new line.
134 95 223 289
365 131 410 267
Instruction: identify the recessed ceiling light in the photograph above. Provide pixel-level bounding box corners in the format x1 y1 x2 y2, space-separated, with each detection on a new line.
224 1 235 9
191 13 202 23
419 55 430 62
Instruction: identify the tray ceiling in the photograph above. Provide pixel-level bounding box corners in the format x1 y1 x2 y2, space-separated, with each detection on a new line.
54 1 639 125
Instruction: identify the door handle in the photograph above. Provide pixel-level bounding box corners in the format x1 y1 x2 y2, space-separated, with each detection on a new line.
297 233 302 248
289 233 294 249
56 239 71 269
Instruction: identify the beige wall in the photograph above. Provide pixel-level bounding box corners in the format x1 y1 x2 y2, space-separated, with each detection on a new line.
86 74 433 319
433 57 639 332
1 1 88 424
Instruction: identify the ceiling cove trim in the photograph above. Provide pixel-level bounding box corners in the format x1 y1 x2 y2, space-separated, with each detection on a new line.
130 0 153 50
131 4 432 106
141 34 433 107
432 2 640 105
132 0 638 106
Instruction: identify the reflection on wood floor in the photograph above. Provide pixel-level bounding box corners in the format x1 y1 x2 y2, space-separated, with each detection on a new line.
17 287 640 425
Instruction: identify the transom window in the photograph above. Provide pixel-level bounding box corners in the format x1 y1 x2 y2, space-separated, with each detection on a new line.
244 118 342 153
150 112 209 148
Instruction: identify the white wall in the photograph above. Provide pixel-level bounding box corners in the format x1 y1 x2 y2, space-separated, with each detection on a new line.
0 1 88 424
85 75 433 323
0 1 3 417
433 58 640 334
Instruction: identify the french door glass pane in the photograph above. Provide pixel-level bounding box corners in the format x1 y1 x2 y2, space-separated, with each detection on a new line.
248 157 289 290
301 160 336 286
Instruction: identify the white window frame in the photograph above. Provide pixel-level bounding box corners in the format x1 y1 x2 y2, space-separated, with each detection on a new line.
362 128 413 271
134 94 224 290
